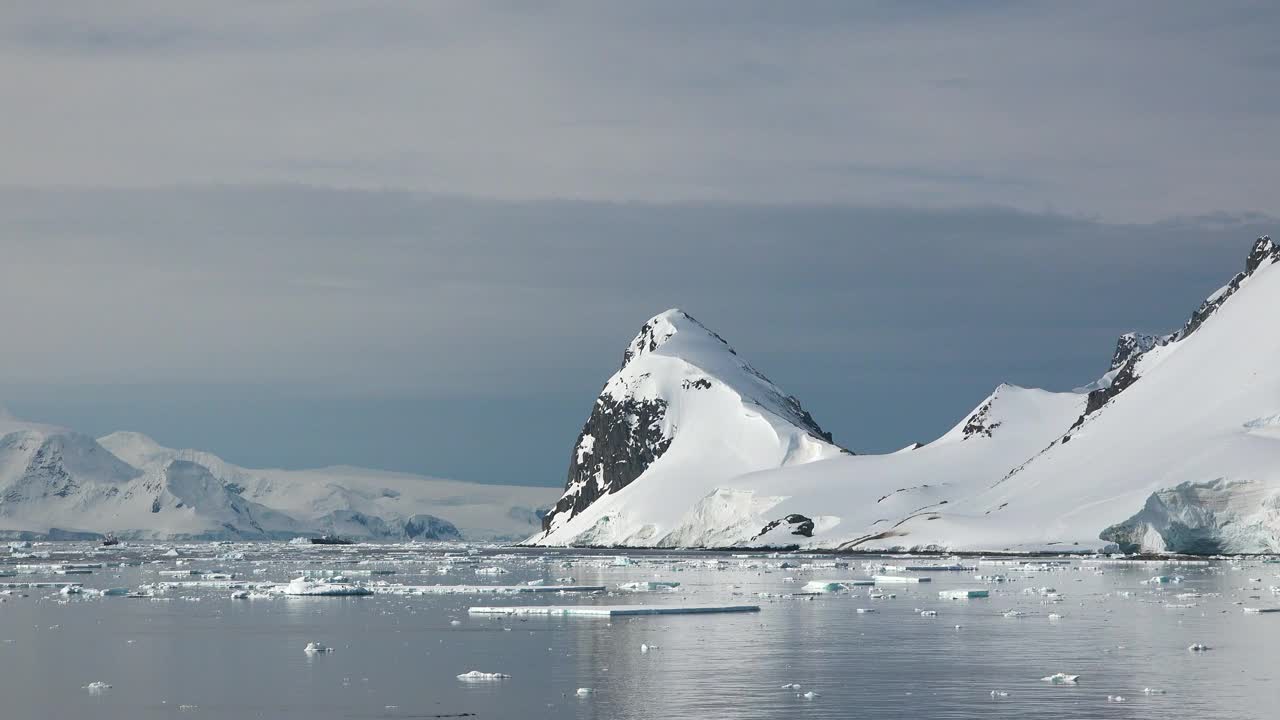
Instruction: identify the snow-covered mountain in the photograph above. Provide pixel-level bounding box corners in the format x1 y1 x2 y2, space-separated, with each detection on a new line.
535 309 846 546
534 236 1280 553
0 422 555 541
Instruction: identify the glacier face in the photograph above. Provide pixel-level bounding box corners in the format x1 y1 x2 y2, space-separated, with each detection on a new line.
536 236 1280 554
0 425 555 542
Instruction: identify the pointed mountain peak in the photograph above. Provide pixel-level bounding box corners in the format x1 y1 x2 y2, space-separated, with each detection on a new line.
1246 235 1277 273
539 309 843 541
620 308 736 369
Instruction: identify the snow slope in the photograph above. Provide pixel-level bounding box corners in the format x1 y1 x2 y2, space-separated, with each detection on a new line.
0 416 555 541
535 236 1280 553
533 309 846 546
99 432 555 541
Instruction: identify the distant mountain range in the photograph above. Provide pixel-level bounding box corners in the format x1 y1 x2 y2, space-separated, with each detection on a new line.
0 411 554 541
531 236 1280 554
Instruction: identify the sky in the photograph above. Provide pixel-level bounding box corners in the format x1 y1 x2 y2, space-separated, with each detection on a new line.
1 1 1277 486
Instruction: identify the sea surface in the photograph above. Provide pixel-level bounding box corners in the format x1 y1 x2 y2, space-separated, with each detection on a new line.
2 543 1278 719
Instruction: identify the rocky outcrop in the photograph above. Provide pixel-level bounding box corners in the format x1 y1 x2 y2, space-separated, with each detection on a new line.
1073 236 1278 429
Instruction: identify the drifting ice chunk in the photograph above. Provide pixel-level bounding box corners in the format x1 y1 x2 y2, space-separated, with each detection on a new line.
782 683 802 690
576 688 595 697
281 577 372 596
368 584 606 595
1188 643 1210 651
938 589 989 599
468 604 760 617
474 567 509 575
802 581 846 593
1143 688 1166 695
990 690 1009 698
856 608 876 614
1041 673 1079 684
83 682 112 693
920 610 938 617
874 576 930 584
802 691 820 699
617 581 681 591
1243 607 1280 614
303 642 334 654
457 670 511 681
1107 695 1126 703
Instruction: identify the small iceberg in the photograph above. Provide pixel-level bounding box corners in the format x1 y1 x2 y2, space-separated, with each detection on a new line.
938 589 989 600
617 581 681 591
1041 673 1079 684
457 670 511 681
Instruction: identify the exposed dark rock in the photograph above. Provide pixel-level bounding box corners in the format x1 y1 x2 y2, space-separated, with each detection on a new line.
1110 332 1173 371
1074 236 1278 429
961 399 1002 439
753 513 815 540
542 393 672 531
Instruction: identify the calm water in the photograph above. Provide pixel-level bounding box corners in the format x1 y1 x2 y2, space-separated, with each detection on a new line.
2 544 1278 719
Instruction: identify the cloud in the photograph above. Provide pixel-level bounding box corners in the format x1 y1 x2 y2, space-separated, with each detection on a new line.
1 1 1277 220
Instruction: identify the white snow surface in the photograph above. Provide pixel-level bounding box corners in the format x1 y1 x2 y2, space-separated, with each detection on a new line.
0 420 555 541
534 238 1280 553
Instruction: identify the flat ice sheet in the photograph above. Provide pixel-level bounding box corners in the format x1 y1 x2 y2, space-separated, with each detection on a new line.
368 584 606 595
468 604 761 617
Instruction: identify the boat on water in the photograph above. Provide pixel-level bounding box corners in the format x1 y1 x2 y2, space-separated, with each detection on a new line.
309 535 354 545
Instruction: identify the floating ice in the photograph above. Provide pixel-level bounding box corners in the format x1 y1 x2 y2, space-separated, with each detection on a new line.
457 670 511 681
1243 607 1280 614
920 610 938 617
1187 643 1210 651
617 581 681 592
1041 673 1079 684
83 682 112 693
990 690 1008 698
280 577 372 597
576 688 595 697
802 691 820 699
640 643 659 652
938 589 989 599
303 642 334 654
1107 695 1126 702
781 683 802 690
468 604 760 617
1143 688 1167 695
874 576 930 584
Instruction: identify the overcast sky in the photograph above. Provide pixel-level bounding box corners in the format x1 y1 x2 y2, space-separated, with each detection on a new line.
2 2 1277 486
